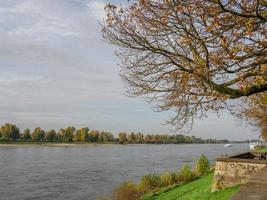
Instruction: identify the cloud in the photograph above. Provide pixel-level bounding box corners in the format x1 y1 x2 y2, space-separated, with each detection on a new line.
0 0 88 41
0 73 45 83
87 1 106 19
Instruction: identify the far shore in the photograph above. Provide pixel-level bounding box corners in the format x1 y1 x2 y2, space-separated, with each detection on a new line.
0 142 169 147
0 143 118 147
0 142 248 147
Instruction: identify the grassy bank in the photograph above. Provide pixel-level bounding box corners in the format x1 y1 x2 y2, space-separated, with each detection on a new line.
255 146 267 153
142 173 240 200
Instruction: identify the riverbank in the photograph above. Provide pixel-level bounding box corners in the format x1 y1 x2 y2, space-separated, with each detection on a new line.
142 173 240 200
0 142 118 147
256 146 267 153
0 142 249 147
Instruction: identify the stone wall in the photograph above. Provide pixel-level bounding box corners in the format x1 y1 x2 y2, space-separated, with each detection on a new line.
211 153 267 192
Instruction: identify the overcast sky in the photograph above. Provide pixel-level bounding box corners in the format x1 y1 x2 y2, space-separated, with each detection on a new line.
0 0 259 140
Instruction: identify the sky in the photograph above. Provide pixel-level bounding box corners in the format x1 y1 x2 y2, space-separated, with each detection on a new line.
0 0 259 140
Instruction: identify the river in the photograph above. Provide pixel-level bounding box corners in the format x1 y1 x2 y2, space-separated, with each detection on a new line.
0 143 249 200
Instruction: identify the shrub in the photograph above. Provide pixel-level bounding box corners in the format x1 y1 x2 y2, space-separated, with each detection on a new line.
195 155 209 176
104 155 210 199
178 164 196 183
0 137 7 142
138 173 161 192
112 181 141 200
171 172 178 183
161 171 173 186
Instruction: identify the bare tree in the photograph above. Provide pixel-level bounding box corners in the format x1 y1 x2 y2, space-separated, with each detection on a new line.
102 0 267 130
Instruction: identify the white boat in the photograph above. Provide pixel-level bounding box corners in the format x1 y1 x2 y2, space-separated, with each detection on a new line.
224 144 232 147
250 142 257 151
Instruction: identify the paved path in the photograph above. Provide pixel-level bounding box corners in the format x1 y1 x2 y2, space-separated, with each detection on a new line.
231 166 267 200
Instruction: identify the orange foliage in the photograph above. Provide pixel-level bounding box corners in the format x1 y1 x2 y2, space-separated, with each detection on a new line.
103 0 267 131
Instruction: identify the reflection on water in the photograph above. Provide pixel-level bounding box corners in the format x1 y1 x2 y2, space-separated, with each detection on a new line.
0 144 249 200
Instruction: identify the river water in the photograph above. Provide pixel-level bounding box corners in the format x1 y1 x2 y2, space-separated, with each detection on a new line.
0 144 249 200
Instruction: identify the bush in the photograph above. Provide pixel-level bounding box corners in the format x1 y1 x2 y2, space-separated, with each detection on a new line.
138 173 161 192
103 154 210 199
195 155 209 176
177 164 196 183
0 137 7 142
112 181 141 200
161 171 174 186
171 172 178 183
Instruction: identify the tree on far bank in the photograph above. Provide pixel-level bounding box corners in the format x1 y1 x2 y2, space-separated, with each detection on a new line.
57 128 65 141
103 0 267 131
127 132 135 143
98 131 113 142
118 132 127 144
0 123 20 141
45 129 57 142
135 132 144 143
73 128 89 142
73 129 82 142
22 128 31 140
89 130 100 142
80 127 89 142
32 127 45 142
61 127 75 142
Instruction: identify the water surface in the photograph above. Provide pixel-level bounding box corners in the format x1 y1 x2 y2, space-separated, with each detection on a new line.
0 144 249 200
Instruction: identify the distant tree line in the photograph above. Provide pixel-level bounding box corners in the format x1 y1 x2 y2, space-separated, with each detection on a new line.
0 123 229 144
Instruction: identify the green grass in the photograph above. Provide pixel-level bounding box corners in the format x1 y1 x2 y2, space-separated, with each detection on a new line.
142 173 240 200
255 146 267 153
